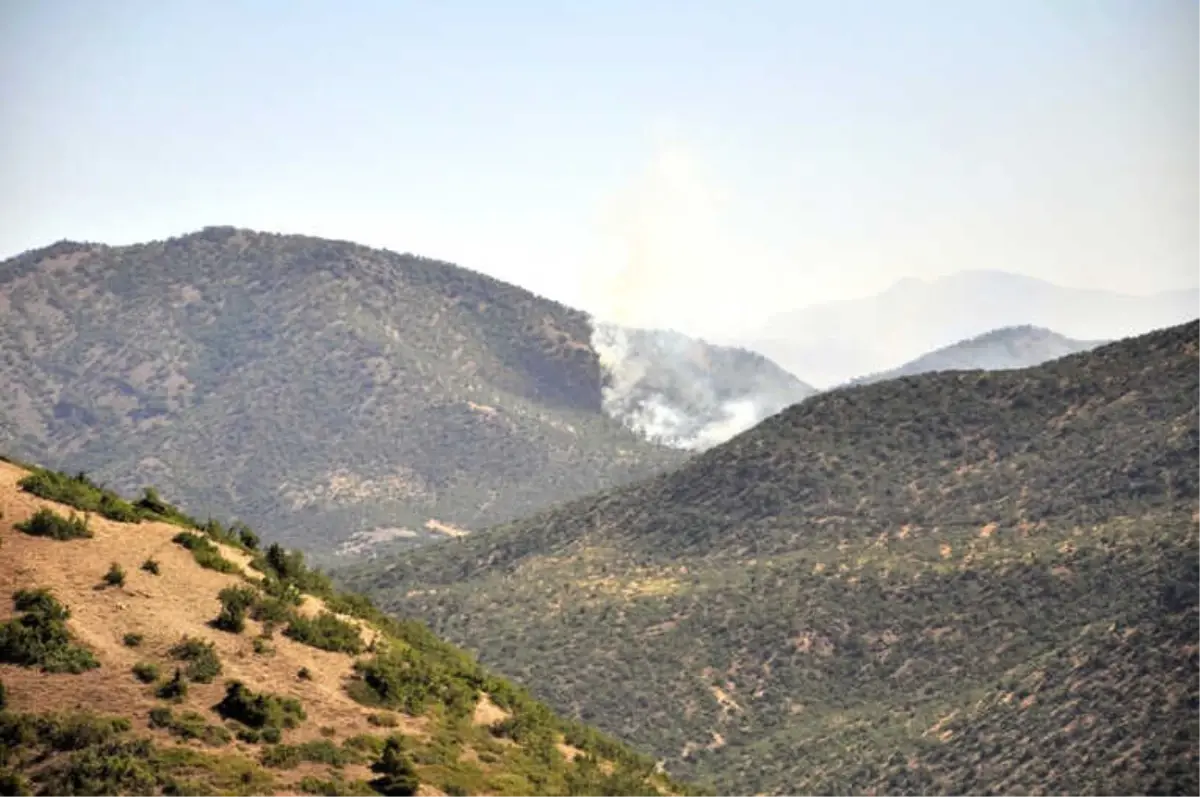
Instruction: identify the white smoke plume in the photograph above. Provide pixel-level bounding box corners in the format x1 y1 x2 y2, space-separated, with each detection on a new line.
591 320 814 450
585 135 814 450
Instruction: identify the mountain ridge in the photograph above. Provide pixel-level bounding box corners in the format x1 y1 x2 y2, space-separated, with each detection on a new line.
0 226 694 556
339 320 1200 795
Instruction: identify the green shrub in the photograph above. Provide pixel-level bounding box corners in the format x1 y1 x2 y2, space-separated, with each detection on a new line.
122 632 143 648
102 562 126 588
367 713 398 728
213 586 257 634
156 669 189 702
41 738 159 796
0 768 30 796
14 508 92 541
250 596 294 625
261 726 282 744
141 558 161 576
253 638 274 656
298 667 313 681
168 636 222 683
348 649 477 717
234 523 260 551
172 532 238 574
148 709 230 747
261 739 362 770
17 469 140 523
149 706 174 729
0 679 6 711
370 736 420 796
214 681 306 731
298 775 376 796
0 589 99 673
285 612 363 654
132 662 160 684
236 726 262 744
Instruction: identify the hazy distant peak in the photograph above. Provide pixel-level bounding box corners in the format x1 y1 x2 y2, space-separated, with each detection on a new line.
845 324 1108 387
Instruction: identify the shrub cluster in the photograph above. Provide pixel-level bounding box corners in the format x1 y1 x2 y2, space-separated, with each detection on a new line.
214 681 306 731
168 637 222 683
14 508 92 541
284 612 364 654
172 532 239 574
213 586 257 634
0 590 99 674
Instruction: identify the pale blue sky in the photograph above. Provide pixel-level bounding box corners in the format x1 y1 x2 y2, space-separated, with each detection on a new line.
2 0 1196 337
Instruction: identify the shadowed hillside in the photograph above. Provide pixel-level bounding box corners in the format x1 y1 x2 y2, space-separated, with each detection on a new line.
339 321 1200 795
0 228 687 556
0 457 697 796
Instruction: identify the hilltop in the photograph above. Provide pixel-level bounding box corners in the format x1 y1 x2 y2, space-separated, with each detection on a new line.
0 228 688 557
845 325 1106 387
339 321 1200 795
736 270 1198 386
0 457 696 796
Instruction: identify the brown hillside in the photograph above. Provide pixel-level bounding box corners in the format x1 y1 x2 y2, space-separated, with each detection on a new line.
0 459 695 796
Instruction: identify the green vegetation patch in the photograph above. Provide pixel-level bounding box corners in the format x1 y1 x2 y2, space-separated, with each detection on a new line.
214 680 306 731
147 706 231 747
213 585 258 634
0 709 276 796
285 611 364 654
172 531 240 574
168 636 223 683
13 508 92 541
0 589 99 673
17 469 142 523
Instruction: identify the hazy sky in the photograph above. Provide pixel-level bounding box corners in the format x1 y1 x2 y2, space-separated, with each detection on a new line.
2 0 1196 338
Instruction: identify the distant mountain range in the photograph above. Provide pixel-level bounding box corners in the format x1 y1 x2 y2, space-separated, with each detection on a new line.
734 270 1199 387
843 325 1108 387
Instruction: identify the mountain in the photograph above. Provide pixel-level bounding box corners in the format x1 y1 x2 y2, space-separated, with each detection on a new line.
844 325 1107 387
0 227 690 557
733 270 1198 387
593 323 816 450
0 456 697 796
337 321 1200 795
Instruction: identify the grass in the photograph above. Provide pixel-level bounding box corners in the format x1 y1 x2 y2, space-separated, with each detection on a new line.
122 632 143 648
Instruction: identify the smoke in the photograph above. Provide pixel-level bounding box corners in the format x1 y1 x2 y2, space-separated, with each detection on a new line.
585 135 813 450
591 321 812 450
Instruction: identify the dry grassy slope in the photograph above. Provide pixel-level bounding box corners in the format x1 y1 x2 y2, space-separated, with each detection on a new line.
0 460 410 794
0 460 667 797
0 228 687 556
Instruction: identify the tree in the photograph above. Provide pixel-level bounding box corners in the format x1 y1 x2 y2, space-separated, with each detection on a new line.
370 736 420 796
